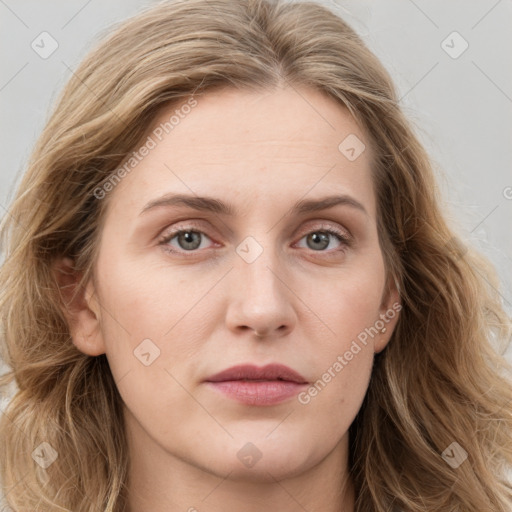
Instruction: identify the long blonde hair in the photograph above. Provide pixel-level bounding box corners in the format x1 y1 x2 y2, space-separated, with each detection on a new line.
1 0 511 510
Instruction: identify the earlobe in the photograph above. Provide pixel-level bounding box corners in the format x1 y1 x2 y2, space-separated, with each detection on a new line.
53 257 106 357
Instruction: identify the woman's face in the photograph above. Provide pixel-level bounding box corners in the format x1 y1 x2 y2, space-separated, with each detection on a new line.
70 85 399 482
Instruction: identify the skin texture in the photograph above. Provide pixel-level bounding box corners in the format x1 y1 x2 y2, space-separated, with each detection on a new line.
58 85 400 512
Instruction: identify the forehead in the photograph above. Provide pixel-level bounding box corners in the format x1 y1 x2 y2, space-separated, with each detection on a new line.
150 85 369 156
106 85 376 220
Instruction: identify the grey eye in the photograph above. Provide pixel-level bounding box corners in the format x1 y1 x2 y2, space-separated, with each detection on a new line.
172 230 206 251
305 232 331 251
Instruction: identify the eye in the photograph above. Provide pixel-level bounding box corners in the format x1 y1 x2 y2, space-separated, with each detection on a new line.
295 226 352 253
159 225 216 254
158 222 352 257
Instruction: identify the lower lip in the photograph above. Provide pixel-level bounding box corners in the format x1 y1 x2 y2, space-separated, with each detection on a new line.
205 380 308 405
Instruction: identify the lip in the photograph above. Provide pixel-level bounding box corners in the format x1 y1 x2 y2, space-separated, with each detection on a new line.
204 364 309 406
205 363 308 384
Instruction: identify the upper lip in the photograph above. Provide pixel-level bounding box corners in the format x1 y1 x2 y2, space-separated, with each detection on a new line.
205 364 308 384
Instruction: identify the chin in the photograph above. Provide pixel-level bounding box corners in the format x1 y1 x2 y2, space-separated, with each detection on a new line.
203 436 320 482
219 456 311 484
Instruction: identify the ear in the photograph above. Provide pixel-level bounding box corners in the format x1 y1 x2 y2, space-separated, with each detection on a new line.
53 257 106 356
374 274 401 354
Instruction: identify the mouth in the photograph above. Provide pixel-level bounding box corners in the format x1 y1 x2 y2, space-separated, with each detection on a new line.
204 363 309 406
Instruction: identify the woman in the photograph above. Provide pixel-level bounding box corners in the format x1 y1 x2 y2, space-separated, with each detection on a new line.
0 0 511 510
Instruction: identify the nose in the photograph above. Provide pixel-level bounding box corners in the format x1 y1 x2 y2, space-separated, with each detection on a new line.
224 244 297 339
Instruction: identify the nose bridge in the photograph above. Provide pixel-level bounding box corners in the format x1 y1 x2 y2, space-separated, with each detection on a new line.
226 232 296 336
240 241 281 296
235 233 284 299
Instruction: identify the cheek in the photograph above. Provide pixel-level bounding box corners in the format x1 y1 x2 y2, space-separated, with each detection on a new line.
290 317 374 464
95 258 201 427
97 251 212 342
94 252 219 394
296 284 378 438
295 253 385 411
302 254 387 351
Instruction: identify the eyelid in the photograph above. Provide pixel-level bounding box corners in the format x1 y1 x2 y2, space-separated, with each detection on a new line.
295 220 352 241
159 219 211 237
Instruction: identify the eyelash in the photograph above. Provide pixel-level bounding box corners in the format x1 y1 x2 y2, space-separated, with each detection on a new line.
158 221 353 258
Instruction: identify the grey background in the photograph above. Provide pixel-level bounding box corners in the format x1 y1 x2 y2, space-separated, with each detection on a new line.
0 0 511 430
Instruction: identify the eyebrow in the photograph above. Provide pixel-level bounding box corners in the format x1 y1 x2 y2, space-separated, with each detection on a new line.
139 193 368 217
